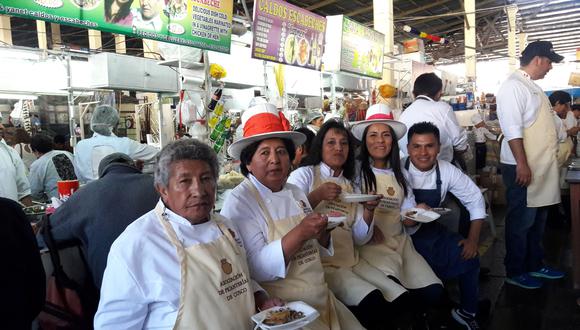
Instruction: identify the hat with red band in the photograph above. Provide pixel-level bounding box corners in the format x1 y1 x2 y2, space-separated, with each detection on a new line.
228 103 306 159
350 104 407 141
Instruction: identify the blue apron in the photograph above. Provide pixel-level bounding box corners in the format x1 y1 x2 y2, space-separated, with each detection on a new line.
404 158 478 280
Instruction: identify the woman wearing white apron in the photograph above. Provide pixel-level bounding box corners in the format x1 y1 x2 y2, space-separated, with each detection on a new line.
222 103 363 330
290 119 415 329
95 139 279 329
351 104 444 321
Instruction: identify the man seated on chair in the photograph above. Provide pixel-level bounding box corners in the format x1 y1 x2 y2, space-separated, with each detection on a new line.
403 122 486 330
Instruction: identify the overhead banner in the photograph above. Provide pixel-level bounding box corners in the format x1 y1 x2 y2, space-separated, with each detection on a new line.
252 0 326 71
340 16 384 79
0 0 233 53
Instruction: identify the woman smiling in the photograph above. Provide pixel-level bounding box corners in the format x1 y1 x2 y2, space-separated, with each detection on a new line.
222 104 363 329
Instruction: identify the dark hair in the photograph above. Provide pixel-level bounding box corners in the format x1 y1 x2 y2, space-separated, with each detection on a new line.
548 90 572 107
105 0 134 23
14 128 31 144
300 120 356 181
413 73 443 99
30 134 53 154
357 124 407 196
53 134 67 145
239 138 296 177
572 104 580 111
293 127 315 154
407 122 441 144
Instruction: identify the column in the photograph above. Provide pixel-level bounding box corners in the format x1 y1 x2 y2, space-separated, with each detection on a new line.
88 29 102 51
464 0 476 81
36 20 48 49
507 5 518 72
50 23 62 49
114 34 127 54
373 0 394 85
0 15 12 45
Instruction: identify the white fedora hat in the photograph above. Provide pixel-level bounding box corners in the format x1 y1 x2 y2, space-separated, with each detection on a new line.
350 104 407 141
227 103 306 159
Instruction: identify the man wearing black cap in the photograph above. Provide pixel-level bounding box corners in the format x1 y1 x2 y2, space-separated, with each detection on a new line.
47 152 159 289
497 40 565 290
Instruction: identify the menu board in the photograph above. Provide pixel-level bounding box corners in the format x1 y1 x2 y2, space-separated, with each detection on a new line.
0 0 233 53
340 17 385 79
252 0 326 71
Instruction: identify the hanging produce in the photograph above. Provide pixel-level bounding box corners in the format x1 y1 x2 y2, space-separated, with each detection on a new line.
378 83 397 99
209 63 227 80
402 25 448 44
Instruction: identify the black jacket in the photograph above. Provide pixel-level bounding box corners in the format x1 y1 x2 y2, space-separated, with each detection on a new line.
49 164 159 288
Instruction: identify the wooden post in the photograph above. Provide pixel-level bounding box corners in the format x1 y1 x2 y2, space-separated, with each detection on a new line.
88 29 102 51
50 23 62 49
36 20 47 49
0 15 12 45
114 34 127 54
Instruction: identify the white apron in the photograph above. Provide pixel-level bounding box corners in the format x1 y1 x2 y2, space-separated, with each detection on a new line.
516 71 561 207
358 173 441 302
244 180 364 330
312 166 378 306
155 203 255 330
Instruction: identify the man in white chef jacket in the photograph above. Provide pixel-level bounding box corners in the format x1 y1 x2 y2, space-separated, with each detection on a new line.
0 123 32 206
497 40 565 290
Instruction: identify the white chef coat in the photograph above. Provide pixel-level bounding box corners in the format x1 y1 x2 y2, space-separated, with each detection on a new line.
398 96 468 162
13 143 36 171
403 158 486 235
473 127 497 144
553 113 568 142
220 174 333 283
74 133 158 183
29 150 74 200
496 70 544 165
95 200 261 330
0 139 31 202
563 111 577 132
288 163 374 245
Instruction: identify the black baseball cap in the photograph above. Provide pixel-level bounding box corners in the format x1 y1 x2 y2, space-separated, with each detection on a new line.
521 41 564 63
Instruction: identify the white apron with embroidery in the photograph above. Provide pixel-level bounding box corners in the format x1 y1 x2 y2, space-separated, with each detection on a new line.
244 180 363 330
515 71 561 207
358 172 441 302
154 203 255 330
312 166 378 307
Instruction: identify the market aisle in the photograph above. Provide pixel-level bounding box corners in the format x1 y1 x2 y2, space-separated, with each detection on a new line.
480 205 580 330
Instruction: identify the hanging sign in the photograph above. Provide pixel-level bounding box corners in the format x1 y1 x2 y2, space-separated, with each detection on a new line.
0 0 234 53
340 16 384 79
251 0 326 71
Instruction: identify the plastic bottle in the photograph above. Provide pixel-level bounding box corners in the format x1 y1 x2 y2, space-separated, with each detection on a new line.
213 133 226 153
210 116 230 141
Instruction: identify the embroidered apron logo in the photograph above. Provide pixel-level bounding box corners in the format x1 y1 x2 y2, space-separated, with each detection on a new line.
221 258 233 274
387 187 396 196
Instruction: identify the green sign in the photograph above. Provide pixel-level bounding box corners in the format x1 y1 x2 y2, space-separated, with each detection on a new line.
0 0 233 53
340 16 384 79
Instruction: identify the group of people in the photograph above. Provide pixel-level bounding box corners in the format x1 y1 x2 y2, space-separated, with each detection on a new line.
3 40 572 330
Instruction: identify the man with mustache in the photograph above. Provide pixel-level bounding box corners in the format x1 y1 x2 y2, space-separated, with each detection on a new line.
132 0 164 31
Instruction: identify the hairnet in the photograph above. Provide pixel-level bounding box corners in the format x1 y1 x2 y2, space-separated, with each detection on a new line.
304 109 323 125
471 112 483 125
91 105 119 136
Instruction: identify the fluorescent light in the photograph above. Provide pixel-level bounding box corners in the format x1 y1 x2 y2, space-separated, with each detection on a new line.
0 93 38 100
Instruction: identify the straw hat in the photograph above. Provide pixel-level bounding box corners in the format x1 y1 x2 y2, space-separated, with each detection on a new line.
228 103 306 159
350 104 407 141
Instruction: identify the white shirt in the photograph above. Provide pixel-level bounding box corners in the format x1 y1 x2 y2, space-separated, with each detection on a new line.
29 150 74 200
221 175 332 283
496 70 544 165
74 133 158 183
399 96 468 162
131 9 163 31
288 163 374 245
473 126 497 144
95 201 260 330
404 158 486 222
13 142 36 171
553 113 568 142
563 111 577 132
0 140 30 202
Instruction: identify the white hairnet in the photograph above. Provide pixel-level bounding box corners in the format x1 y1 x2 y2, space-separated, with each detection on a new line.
471 112 483 125
91 105 119 136
304 109 323 124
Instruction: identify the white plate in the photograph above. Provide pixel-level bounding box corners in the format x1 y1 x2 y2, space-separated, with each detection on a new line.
431 207 452 215
252 301 319 330
400 208 441 223
327 216 346 230
340 194 380 203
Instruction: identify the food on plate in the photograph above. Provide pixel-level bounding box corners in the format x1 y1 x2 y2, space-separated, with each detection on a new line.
164 0 187 19
218 170 245 190
263 307 305 326
405 210 418 218
284 35 295 64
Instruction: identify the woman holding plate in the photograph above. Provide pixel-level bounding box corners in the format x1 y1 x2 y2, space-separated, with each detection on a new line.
221 104 363 330
350 105 444 323
288 120 403 330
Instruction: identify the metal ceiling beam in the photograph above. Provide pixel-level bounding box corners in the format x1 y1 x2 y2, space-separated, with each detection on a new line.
306 0 338 11
346 0 451 19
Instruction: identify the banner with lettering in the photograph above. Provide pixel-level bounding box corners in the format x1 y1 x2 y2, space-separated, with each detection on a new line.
0 0 233 53
252 0 326 71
